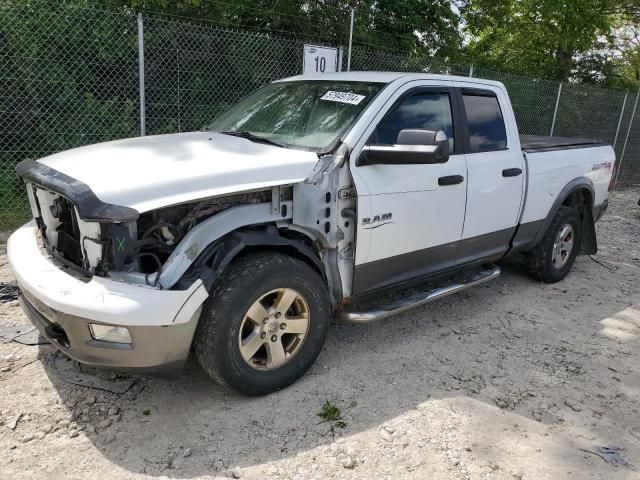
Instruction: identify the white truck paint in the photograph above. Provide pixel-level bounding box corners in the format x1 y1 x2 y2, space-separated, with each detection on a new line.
37 131 318 213
452 80 525 242
8 72 614 380
521 146 612 224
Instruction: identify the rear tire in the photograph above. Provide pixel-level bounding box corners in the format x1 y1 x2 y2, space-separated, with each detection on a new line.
528 206 581 283
194 252 331 396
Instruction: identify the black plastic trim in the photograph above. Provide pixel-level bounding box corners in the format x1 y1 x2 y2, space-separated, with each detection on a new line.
451 88 470 154
580 202 598 255
520 135 607 153
456 227 515 266
509 190 601 256
438 175 465 186
16 159 139 222
593 200 608 222
533 178 595 246
508 220 545 253
460 87 498 97
502 168 523 177
352 228 514 296
178 226 327 291
353 241 458 295
523 143 608 154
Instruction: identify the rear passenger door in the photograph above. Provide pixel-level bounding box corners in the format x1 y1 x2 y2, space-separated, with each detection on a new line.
454 84 525 264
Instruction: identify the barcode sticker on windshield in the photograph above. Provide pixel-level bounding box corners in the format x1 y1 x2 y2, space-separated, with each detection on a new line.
321 91 366 105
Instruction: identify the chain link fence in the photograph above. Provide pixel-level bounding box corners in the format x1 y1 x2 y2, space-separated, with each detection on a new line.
142 15 312 136
1 0 639 234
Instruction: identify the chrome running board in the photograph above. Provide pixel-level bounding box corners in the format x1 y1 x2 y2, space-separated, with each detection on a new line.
339 265 501 324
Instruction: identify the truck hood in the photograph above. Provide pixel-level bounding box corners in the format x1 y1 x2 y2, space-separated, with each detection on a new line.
35 132 319 213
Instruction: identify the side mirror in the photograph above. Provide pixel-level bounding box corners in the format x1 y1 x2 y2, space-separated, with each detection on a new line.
357 129 450 166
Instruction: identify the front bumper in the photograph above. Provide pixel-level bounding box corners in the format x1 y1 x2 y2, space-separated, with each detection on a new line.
8 221 209 370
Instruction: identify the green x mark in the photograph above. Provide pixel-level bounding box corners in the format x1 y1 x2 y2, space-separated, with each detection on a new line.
116 237 126 253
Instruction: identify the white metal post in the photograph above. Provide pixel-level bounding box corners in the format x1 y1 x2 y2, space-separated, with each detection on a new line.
137 13 146 136
612 92 628 150
549 81 562 136
612 87 640 190
468 64 474 78
347 8 354 72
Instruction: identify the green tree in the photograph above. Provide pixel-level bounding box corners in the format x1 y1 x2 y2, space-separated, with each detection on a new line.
611 3 640 87
353 0 461 57
89 0 462 59
458 0 618 80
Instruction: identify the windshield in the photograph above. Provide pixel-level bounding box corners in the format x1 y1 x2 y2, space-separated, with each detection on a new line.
208 81 385 152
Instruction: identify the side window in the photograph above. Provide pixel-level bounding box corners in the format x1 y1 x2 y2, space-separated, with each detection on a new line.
462 93 507 152
375 92 455 151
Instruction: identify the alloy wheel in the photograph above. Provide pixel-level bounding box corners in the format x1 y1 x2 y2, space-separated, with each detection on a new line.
238 288 310 370
552 223 575 269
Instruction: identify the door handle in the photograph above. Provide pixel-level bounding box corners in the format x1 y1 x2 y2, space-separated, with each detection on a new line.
438 175 464 186
502 168 523 177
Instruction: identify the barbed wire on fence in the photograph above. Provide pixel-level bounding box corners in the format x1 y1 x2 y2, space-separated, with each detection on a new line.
0 0 639 232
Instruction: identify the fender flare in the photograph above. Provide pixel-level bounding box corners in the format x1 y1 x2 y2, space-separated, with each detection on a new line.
159 202 291 289
175 225 327 292
532 177 595 246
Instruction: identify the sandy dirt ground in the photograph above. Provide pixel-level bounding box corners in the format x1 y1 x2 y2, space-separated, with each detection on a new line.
0 190 640 480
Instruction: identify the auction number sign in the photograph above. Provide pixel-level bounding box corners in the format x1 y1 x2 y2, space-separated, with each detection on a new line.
303 44 339 75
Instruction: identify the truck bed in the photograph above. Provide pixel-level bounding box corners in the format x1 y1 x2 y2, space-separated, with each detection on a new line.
520 135 606 153
518 135 614 228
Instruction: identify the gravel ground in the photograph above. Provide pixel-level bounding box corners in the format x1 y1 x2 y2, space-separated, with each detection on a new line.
0 189 640 480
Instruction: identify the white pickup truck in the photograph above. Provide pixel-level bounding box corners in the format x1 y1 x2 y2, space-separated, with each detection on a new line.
9 72 614 395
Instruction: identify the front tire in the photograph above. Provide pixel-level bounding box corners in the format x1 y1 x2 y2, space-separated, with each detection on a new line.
528 206 582 283
194 252 331 396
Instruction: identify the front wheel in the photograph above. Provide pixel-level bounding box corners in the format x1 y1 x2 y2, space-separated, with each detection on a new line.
528 206 582 283
194 252 331 396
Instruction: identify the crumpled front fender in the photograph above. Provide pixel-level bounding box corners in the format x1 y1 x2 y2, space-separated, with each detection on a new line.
158 201 292 289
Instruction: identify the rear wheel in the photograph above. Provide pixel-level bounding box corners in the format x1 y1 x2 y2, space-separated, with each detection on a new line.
528 206 581 283
194 252 331 396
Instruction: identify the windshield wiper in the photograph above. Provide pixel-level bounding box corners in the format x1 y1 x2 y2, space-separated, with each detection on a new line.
221 130 285 148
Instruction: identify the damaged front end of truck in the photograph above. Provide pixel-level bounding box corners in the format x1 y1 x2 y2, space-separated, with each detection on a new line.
14 142 356 305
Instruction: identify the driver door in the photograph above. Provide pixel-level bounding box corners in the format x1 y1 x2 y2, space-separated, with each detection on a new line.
350 83 468 294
